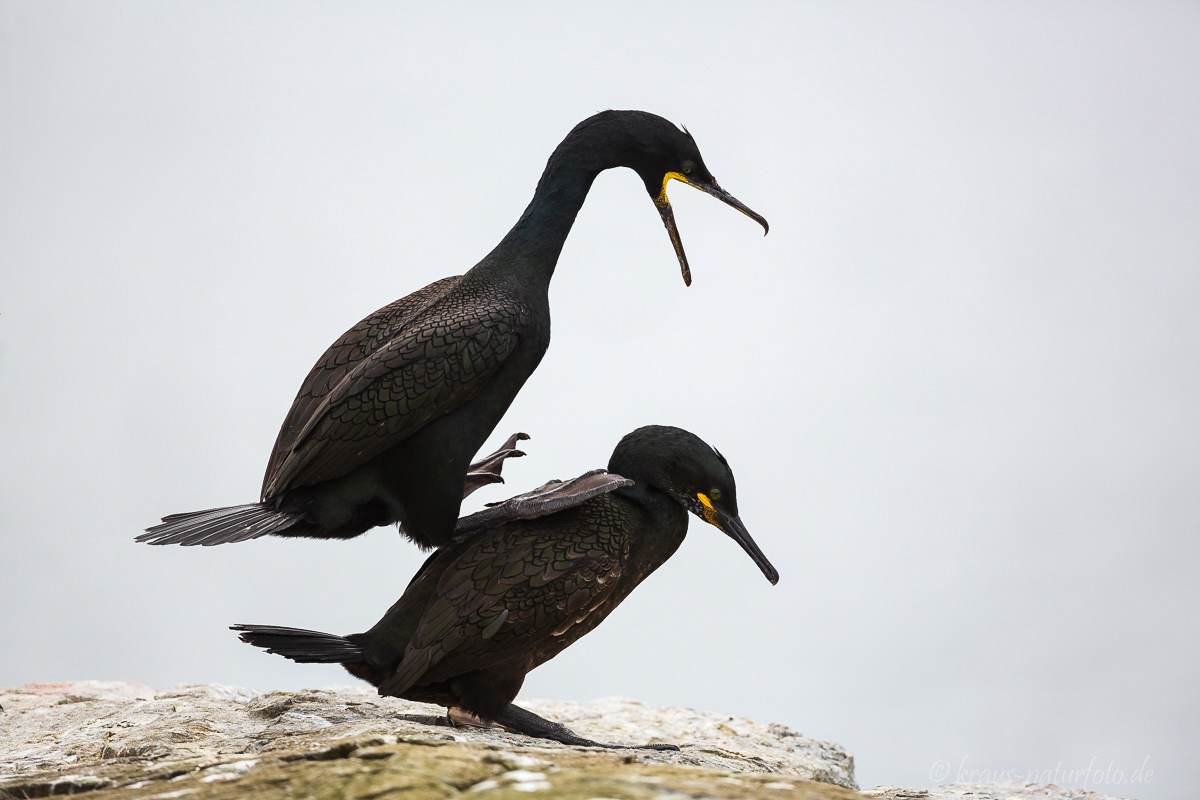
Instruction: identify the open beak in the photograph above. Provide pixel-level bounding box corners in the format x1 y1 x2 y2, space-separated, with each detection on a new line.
702 504 779 585
654 174 770 287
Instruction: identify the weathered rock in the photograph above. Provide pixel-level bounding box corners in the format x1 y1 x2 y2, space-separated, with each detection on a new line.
1 681 856 799
0 682 1136 800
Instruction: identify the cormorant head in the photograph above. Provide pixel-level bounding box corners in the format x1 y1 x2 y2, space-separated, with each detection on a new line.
609 425 779 584
584 110 769 286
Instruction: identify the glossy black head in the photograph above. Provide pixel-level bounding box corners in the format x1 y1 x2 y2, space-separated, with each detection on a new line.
579 111 769 286
608 425 779 584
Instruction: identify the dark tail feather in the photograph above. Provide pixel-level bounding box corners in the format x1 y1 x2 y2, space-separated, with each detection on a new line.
138 503 305 546
231 624 364 664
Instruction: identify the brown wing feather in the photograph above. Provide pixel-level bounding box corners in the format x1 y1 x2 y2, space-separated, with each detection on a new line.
379 501 633 697
262 276 460 495
455 470 633 535
261 288 523 498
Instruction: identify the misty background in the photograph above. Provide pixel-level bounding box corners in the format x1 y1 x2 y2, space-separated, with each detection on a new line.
2 3 1196 798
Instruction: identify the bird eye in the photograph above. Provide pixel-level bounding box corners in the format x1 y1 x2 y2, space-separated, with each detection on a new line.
710 488 722 501
682 162 694 175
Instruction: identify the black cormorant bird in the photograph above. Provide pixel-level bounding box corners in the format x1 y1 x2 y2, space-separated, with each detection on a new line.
233 425 779 749
141 111 768 550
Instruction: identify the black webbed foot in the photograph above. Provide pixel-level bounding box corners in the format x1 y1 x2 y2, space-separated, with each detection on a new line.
462 433 530 498
494 703 680 751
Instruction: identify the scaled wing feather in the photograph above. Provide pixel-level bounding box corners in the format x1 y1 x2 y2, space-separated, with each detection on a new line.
379 514 630 697
454 470 633 535
262 294 524 497
262 276 460 495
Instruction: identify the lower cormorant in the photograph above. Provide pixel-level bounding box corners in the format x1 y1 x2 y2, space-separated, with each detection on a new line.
233 425 779 749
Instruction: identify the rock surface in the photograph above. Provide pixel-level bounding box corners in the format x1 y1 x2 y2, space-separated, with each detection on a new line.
0 682 1134 800
1 681 855 799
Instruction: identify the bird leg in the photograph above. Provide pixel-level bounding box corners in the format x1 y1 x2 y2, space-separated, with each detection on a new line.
494 703 680 751
462 432 530 498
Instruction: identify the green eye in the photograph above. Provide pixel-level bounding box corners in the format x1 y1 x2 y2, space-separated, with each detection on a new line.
710 488 722 501
682 163 694 175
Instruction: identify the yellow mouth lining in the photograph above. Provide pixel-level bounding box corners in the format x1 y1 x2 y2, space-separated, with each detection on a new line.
656 171 693 203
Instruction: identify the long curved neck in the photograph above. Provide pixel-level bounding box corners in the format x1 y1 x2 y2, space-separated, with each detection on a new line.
470 119 632 291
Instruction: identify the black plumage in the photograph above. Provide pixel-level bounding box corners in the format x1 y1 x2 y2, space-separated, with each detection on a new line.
233 425 779 749
141 111 767 550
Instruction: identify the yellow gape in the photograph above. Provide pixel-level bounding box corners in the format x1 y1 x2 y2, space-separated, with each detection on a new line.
657 171 693 202
696 492 723 530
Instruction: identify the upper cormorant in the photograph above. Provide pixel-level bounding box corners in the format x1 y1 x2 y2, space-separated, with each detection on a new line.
233 425 779 749
140 111 767 550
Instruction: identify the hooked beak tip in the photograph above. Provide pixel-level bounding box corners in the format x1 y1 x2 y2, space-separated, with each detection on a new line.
692 179 768 236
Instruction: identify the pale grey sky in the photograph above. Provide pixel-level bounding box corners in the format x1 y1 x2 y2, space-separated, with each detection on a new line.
2 3 1197 798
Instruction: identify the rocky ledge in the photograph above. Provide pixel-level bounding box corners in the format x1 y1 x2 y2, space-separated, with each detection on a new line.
0 682 1131 800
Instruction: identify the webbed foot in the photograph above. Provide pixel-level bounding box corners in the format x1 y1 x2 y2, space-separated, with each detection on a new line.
494 703 680 751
